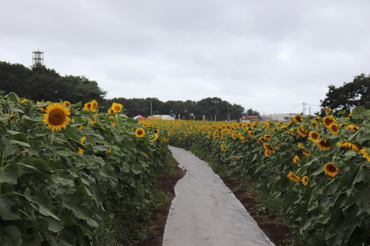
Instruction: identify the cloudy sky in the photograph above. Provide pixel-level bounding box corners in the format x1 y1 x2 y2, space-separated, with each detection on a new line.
1 0 370 115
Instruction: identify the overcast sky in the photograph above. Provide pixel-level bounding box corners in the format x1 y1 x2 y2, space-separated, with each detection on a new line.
1 0 370 115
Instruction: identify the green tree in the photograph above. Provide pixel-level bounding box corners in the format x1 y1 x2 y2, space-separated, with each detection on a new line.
243 108 261 117
320 73 370 115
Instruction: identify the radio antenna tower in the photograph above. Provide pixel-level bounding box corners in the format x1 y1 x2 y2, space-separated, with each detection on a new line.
32 46 44 66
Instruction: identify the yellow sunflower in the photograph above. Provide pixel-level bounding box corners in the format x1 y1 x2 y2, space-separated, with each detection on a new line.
111 102 123 113
43 103 71 131
91 100 98 112
80 136 86 144
317 139 331 151
78 125 83 131
248 131 255 137
233 157 237 161
297 126 308 138
135 128 145 138
83 102 92 111
290 128 295 135
360 148 370 162
302 176 309 185
143 152 148 158
153 129 159 134
264 134 272 140
108 108 115 114
303 150 311 157
263 143 275 153
293 156 300 163
324 163 339 177
78 147 84 155
337 141 359 152
323 116 335 128
150 134 158 142
325 108 332 114
258 137 266 143
309 131 320 142
329 123 339 134
264 150 270 157
287 172 301 182
346 125 359 131
221 144 227 152
106 148 112 154
297 143 305 150
292 115 303 123
63 101 71 108
311 122 318 128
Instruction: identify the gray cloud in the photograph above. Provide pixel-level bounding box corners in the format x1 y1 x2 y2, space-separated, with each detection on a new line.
1 0 370 115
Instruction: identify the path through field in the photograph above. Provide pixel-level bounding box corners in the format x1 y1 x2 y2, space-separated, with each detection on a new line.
163 146 275 246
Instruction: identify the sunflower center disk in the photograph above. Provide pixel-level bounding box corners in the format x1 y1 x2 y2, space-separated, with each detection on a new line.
49 109 66 125
163 146 274 246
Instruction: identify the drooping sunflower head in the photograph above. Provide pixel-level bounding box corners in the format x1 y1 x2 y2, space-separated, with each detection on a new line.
317 139 331 151
108 108 115 114
43 103 71 131
324 163 339 177
293 156 300 163
292 115 304 123
346 125 359 131
135 128 145 138
287 172 301 182
263 143 275 153
311 122 318 128
297 143 305 150
111 102 123 113
302 176 309 185
297 126 308 138
309 131 319 142
290 128 295 135
303 150 311 157
91 100 98 112
63 101 71 108
329 123 339 134
258 137 266 143
248 131 255 137
325 108 332 114
264 134 272 140
232 133 238 139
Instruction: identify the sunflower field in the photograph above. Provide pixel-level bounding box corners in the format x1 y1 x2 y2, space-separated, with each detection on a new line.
146 108 370 246
0 91 170 245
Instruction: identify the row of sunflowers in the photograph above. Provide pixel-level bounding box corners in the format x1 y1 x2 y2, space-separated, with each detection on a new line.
0 91 170 245
145 107 370 246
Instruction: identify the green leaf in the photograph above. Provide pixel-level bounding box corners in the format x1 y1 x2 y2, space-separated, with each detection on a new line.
46 218 64 233
24 188 60 221
51 171 74 186
311 165 324 176
0 161 21 184
0 225 22 246
0 198 20 220
9 140 30 148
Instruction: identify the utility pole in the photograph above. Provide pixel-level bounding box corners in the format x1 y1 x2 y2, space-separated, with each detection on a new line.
302 102 307 115
227 104 230 121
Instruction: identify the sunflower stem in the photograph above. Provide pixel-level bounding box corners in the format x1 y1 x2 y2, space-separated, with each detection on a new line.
349 129 361 141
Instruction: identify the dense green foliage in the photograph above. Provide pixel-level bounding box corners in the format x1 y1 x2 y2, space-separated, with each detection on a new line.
0 62 107 105
155 109 370 246
320 73 370 115
0 91 171 245
105 96 245 120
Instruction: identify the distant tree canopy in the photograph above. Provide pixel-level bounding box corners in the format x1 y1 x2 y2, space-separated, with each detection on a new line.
243 108 261 117
320 73 370 115
0 61 107 105
105 97 246 121
1 61 251 121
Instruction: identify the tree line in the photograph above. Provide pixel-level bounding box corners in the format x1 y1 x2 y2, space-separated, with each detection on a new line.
320 73 370 116
0 61 250 120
